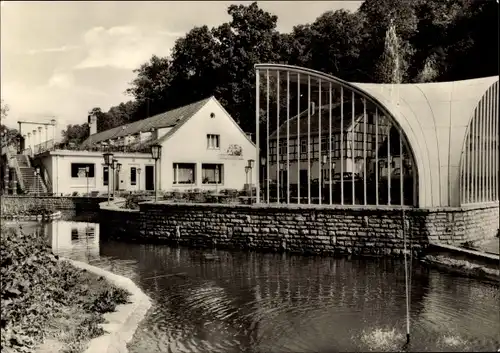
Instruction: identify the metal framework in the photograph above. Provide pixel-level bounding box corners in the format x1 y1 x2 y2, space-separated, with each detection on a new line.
255 65 417 207
460 81 499 205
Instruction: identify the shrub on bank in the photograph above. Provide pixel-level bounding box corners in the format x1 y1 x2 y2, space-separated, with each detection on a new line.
0 200 57 218
0 226 130 353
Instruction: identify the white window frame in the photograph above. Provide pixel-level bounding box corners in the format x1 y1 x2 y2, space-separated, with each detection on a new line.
206 134 220 150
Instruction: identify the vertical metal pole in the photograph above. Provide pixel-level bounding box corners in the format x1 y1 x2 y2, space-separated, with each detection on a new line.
297 74 301 204
329 83 333 205
403 204 410 345
363 99 367 205
286 71 290 204
376 108 379 206
110 166 114 200
473 109 477 202
266 70 270 204
388 122 392 205
250 167 253 204
468 113 473 204
351 91 355 205
256 69 260 204
107 167 110 205
495 83 498 201
462 132 468 204
494 83 498 201
400 131 404 205
154 159 158 202
486 88 491 202
307 75 311 205
277 70 280 203
318 79 322 204
492 86 496 201
340 87 344 205
480 98 484 202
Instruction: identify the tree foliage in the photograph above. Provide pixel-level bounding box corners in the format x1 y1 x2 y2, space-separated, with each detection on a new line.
1 125 19 149
61 124 89 146
1 100 8 121
78 0 497 141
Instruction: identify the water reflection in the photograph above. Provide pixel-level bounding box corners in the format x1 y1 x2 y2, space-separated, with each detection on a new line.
45 219 100 262
4 218 498 352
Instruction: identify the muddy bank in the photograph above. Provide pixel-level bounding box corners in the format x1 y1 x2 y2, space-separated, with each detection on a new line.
421 254 499 284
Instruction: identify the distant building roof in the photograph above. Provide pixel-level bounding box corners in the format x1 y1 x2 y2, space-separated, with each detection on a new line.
81 97 211 148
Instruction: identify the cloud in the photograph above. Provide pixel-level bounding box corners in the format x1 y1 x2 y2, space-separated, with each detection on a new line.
27 45 79 55
2 72 109 137
74 26 182 70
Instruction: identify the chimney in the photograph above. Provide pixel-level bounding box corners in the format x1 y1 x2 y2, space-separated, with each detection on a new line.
88 114 97 135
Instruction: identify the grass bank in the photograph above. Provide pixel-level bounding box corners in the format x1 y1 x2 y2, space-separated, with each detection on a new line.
1 226 131 353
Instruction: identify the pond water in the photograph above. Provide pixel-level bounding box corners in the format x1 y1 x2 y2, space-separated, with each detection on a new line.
7 216 499 352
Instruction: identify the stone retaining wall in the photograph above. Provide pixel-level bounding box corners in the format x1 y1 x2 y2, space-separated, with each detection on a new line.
1 195 107 217
99 201 499 257
99 200 140 241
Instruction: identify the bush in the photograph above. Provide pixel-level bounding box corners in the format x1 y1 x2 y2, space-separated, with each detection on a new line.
0 227 130 353
123 192 154 210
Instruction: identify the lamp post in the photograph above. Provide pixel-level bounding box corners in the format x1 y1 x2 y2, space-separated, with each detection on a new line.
111 159 117 198
137 168 142 192
247 159 255 204
103 152 114 205
215 167 219 195
85 166 90 196
150 144 162 202
116 162 122 195
245 166 251 203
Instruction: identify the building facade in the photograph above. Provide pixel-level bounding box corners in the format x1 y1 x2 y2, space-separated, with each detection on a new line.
36 97 256 195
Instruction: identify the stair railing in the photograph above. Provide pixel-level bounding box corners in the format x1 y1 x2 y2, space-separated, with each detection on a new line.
40 165 51 194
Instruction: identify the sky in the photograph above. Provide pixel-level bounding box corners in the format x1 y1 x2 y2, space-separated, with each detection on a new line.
0 1 362 138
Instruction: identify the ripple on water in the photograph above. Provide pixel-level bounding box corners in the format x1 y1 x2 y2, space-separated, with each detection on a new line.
22 218 498 353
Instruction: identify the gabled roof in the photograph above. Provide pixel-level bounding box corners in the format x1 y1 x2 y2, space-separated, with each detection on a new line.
154 96 256 147
81 97 211 147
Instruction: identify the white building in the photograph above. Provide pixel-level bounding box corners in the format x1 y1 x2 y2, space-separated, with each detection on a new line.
36 97 257 195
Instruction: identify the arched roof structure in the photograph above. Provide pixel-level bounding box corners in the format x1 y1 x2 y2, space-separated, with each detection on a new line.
255 64 499 208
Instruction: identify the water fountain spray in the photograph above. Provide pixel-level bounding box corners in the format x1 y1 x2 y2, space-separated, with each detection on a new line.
384 19 411 348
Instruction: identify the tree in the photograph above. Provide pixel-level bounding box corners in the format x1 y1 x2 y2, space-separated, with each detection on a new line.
212 2 282 134
376 20 405 84
441 0 498 81
0 125 19 148
112 0 495 144
125 55 172 118
357 0 420 82
307 10 365 81
1 100 8 121
61 124 89 146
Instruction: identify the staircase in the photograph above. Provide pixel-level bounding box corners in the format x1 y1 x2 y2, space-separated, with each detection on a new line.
15 155 48 194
